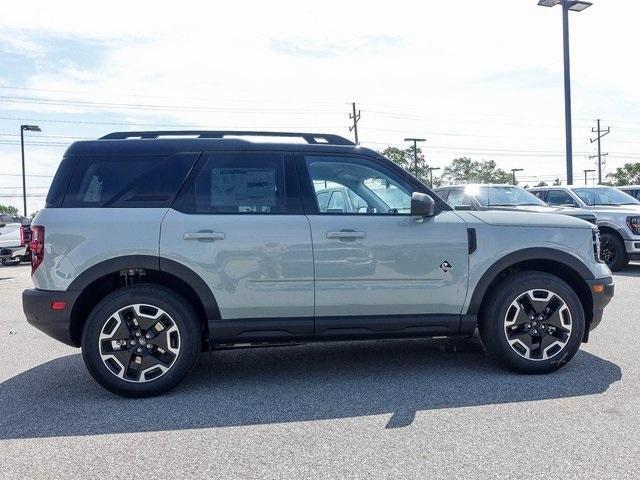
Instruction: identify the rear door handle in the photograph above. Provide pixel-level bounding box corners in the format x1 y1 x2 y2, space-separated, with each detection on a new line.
326 230 366 240
183 231 225 241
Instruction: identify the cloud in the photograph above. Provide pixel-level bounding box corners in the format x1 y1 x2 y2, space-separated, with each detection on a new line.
271 35 402 58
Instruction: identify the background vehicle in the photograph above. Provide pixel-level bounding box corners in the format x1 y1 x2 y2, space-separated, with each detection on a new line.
618 185 640 201
0 214 31 266
23 131 613 397
530 186 640 271
433 184 597 224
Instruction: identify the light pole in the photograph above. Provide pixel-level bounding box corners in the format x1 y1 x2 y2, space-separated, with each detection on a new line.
511 168 524 185
20 124 42 217
583 168 595 185
404 138 426 178
428 167 441 188
537 0 592 186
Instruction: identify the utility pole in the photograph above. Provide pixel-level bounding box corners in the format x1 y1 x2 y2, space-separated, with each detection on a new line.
404 138 426 178
428 167 441 188
349 102 361 145
511 168 524 186
583 169 595 185
590 119 610 184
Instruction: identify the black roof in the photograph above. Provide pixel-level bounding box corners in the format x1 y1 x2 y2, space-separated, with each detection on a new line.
64 130 381 158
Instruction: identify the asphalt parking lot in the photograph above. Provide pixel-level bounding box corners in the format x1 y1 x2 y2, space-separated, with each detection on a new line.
1 263 639 479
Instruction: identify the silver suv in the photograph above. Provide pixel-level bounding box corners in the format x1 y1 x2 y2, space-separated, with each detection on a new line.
23 131 613 397
530 186 640 271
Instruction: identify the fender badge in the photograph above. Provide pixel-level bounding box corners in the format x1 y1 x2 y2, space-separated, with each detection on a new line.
440 261 452 273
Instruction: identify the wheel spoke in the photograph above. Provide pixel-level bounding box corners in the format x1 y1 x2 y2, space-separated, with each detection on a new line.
98 304 181 384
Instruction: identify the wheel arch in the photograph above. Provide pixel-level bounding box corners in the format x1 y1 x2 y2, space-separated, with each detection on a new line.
68 255 220 347
467 248 595 341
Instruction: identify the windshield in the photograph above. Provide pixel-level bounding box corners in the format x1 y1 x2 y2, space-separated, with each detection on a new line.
471 186 547 207
572 187 640 206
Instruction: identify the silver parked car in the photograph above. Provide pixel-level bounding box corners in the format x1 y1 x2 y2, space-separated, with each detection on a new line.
530 185 640 271
433 184 597 224
23 131 613 397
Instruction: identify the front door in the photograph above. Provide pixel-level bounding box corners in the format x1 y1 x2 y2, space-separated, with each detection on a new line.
298 154 469 337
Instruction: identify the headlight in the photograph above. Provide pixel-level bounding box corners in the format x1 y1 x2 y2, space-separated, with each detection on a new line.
627 216 640 235
593 229 604 263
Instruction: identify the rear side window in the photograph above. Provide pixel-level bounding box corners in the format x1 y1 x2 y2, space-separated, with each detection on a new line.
46 156 79 208
546 190 577 207
174 152 302 214
62 153 198 208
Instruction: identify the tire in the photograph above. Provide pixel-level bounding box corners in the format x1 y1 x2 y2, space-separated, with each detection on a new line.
599 232 628 272
479 271 585 374
81 285 201 398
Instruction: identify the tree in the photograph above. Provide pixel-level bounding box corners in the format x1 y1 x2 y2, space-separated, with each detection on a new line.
553 178 562 186
535 181 548 187
607 163 640 186
440 157 512 185
0 204 18 216
381 146 430 184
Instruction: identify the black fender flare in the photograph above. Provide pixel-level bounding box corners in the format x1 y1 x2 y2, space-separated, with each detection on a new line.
68 255 220 320
467 247 594 315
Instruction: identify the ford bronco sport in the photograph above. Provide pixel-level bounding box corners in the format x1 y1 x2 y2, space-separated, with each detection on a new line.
23 131 614 397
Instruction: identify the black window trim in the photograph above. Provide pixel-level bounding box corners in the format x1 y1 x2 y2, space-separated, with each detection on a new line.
172 150 304 216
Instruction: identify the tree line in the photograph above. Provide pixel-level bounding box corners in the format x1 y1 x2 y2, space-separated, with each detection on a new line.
381 146 640 187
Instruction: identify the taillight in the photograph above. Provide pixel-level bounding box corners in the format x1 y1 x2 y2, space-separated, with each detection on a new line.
29 225 45 274
20 226 25 246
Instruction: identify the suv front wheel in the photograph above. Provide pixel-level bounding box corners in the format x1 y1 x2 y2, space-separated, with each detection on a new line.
479 271 585 374
81 285 201 397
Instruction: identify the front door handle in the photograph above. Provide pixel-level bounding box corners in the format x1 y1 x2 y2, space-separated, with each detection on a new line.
326 230 366 240
183 231 225 241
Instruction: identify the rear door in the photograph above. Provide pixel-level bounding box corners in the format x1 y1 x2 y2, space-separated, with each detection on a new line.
297 153 469 337
160 151 314 341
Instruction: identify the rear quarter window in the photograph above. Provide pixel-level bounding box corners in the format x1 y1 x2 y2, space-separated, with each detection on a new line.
61 153 198 208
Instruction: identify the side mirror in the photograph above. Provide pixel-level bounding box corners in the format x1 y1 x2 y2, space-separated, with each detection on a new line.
411 192 435 217
0 223 5 228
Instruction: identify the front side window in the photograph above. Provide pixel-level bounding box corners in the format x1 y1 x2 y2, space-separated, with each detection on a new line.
175 152 300 214
305 156 412 215
545 190 577 207
447 188 474 208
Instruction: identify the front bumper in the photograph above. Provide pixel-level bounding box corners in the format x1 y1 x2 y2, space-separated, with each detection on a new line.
23 289 80 347
625 240 640 260
585 276 614 337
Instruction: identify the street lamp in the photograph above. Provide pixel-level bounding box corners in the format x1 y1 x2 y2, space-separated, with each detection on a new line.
404 138 426 177
428 167 441 188
511 168 524 185
537 0 593 186
20 124 42 217
583 168 595 185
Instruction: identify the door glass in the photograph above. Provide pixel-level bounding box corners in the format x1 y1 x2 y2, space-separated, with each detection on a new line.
447 188 473 208
305 156 412 215
546 190 577 207
175 152 301 214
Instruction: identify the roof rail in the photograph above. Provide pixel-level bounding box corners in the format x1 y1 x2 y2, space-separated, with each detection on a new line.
99 130 355 146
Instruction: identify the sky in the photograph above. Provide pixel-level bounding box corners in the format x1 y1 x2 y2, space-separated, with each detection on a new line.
1 0 640 214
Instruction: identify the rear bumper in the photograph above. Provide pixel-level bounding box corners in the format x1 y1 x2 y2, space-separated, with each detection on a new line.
22 289 80 347
1 246 23 260
586 276 614 335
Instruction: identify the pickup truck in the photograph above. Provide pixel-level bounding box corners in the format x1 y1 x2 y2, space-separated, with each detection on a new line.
0 214 31 265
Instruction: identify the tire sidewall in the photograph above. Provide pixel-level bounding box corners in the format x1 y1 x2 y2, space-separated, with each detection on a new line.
81 285 201 397
600 232 627 272
480 272 585 374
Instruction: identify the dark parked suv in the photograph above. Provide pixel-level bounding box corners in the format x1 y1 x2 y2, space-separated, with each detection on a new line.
23 131 613 397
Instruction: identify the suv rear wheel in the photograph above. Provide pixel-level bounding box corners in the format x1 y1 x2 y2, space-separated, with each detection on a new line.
479 271 585 374
81 285 201 397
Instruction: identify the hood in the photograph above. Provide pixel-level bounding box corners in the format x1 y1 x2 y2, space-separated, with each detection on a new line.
468 210 594 229
488 205 597 223
588 205 640 215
